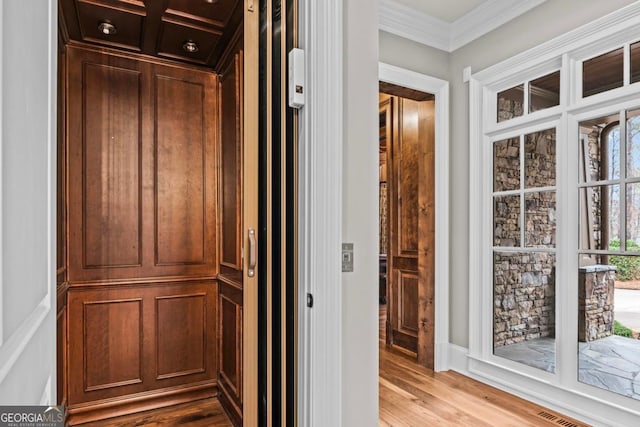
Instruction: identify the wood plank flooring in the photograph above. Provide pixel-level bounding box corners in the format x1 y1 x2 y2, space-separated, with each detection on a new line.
378 305 589 427
79 398 232 426
78 305 589 426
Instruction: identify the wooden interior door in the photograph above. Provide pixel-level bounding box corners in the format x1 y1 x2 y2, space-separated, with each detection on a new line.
386 95 435 368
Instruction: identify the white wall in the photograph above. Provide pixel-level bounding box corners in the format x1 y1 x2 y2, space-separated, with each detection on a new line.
342 0 379 425
379 30 449 82
0 0 57 404
378 0 638 348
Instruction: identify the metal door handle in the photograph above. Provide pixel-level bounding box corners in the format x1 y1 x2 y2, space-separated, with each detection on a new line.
248 228 256 277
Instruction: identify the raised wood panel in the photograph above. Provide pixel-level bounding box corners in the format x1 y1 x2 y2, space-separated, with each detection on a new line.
155 76 206 266
67 282 217 409
57 305 67 406
398 272 419 334
156 293 207 379
67 46 218 283
218 279 242 426
57 46 68 285
220 51 243 270
82 61 142 269
397 99 420 256
83 299 143 391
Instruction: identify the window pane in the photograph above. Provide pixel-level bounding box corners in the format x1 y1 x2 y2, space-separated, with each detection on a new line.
627 109 640 178
631 41 640 84
579 114 621 183
494 195 520 247
529 71 560 113
579 185 620 251
525 128 556 188
525 192 556 248
627 183 640 252
578 258 640 400
494 251 556 373
498 84 524 122
583 47 624 97
494 137 520 191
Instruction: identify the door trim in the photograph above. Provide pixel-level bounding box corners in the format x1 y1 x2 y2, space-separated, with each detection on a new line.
297 0 344 426
243 0 259 425
379 62 450 372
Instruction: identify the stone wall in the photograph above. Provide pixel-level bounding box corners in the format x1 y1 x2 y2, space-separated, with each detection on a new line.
494 97 557 348
578 265 615 342
494 252 556 347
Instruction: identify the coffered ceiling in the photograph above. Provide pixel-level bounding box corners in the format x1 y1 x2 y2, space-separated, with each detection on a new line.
59 0 243 68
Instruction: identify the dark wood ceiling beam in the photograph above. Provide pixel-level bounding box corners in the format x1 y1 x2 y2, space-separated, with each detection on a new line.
141 0 169 56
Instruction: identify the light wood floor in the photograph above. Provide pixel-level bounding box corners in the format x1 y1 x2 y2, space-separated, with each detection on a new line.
79 306 589 426
79 398 232 426
378 304 589 427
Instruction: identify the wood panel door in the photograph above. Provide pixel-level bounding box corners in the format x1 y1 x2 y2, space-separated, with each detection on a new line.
387 96 435 368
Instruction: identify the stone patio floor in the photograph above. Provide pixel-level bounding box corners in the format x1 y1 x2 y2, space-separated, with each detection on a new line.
495 335 640 400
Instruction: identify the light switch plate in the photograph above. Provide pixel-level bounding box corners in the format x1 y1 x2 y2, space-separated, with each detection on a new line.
342 243 354 272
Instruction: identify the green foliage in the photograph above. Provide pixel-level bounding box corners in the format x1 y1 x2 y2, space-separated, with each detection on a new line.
608 239 640 281
613 320 633 338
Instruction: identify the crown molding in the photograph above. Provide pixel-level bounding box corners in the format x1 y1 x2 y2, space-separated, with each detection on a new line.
379 0 547 52
450 0 547 51
378 0 450 51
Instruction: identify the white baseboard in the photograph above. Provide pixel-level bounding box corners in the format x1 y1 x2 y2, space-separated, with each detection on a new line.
446 343 469 374
444 344 636 426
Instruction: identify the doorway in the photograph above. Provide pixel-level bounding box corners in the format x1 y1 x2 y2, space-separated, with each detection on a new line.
377 63 450 373
54 1 296 425
378 83 435 367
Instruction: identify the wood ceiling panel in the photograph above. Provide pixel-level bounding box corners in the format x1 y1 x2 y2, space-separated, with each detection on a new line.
75 1 145 51
61 0 242 69
164 0 240 28
157 20 222 65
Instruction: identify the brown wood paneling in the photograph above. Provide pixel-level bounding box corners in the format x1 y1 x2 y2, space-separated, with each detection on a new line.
83 298 143 391
379 81 434 102
155 76 206 266
57 305 67 406
397 99 420 256
398 272 418 334
67 46 218 283
82 61 142 269
220 50 243 270
218 279 242 427
156 293 207 379
67 282 217 409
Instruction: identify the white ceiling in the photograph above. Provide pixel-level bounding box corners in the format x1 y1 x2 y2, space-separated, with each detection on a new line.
393 0 489 23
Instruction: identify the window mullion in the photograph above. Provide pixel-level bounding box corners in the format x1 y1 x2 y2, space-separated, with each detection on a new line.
520 134 526 248
621 110 628 251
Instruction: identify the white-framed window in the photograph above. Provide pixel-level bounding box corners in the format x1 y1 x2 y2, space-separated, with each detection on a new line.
469 5 640 425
